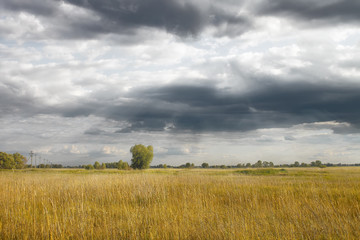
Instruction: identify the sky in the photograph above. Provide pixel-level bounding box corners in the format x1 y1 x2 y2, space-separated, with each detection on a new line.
1 0 360 166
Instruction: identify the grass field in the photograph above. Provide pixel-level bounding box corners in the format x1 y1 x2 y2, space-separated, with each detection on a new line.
0 167 360 239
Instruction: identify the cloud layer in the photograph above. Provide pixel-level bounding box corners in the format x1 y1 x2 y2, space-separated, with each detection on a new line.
1 0 360 164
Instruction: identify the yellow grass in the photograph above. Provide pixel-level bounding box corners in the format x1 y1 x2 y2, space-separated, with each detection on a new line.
0 167 360 239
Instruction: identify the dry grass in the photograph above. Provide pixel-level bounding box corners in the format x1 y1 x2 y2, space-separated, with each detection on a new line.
0 167 360 239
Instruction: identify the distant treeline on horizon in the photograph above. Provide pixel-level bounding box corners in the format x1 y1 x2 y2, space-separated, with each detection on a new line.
38 160 360 169
1 151 360 170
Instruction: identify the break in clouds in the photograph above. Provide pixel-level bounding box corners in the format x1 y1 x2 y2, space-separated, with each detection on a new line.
1 0 360 165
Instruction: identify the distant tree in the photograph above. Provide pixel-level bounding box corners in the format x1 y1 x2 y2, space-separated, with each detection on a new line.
220 165 227 169
184 162 195 168
94 161 101 169
85 164 94 170
38 164 46 168
269 162 274 167
118 160 130 170
51 164 63 168
0 152 15 169
163 164 167 169
105 162 119 168
13 153 27 169
293 161 300 167
130 144 154 169
202 162 209 168
311 160 323 167
245 163 251 168
253 160 263 168
0 152 27 169
101 163 106 169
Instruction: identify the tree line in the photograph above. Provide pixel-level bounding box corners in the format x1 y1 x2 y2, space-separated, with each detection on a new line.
3 147 360 170
153 160 359 169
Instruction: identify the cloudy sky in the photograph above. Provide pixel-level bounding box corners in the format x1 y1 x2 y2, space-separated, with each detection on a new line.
1 0 360 166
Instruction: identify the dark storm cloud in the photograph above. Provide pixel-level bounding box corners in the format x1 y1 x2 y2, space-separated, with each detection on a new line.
64 0 250 37
0 0 58 16
1 0 251 39
3 0 358 40
2 78 360 133
74 81 360 133
247 81 360 126
0 81 42 117
256 0 360 24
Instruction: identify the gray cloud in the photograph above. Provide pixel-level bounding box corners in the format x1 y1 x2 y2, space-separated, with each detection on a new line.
2 0 359 42
2 73 360 134
256 0 360 25
122 81 360 132
84 128 106 135
1 0 251 40
43 80 359 133
64 0 251 37
0 80 42 117
0 0 58 16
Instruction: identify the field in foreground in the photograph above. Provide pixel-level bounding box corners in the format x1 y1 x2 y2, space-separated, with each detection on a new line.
0 167 360 239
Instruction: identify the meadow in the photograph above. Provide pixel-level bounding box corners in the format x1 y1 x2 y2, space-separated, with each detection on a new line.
0 167 359 239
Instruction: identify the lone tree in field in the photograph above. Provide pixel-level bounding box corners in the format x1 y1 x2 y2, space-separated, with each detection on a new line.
130 144 153 169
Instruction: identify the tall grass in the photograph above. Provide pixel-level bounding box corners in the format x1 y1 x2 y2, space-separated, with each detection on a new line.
0 168 359 239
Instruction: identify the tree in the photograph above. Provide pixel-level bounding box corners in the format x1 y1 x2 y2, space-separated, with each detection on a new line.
118 160 130 170
94 161 101 169
202 162 209 168
85 164 94 170
253 160 263 168
300 162 308 167
105 162 118 168
0 152 27 169
13 153 27 169
315 160 322 167
130 144 154 169
101 163 106 169
38 164 46 168
236 163 245 168
184 162 194 168
160 164 167 169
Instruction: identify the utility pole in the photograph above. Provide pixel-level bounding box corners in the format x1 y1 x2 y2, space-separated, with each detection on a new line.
30 151 34 168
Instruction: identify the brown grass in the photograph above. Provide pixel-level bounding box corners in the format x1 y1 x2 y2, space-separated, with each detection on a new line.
0 167 359 239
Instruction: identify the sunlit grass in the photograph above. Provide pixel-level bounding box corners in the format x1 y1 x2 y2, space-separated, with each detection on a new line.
0 167 359 239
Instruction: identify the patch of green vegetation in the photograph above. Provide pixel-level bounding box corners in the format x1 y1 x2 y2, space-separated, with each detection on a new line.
235 168 288 176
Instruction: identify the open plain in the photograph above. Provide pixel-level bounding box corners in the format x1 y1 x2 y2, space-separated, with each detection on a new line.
0 167 359 239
